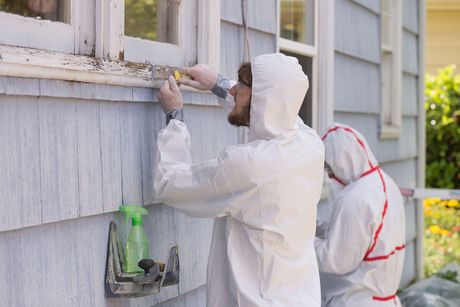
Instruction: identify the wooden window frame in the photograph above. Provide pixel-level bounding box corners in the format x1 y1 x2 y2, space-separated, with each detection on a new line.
0 0 220 87
276 0 334 136
379 0 402 139
0 0 94 55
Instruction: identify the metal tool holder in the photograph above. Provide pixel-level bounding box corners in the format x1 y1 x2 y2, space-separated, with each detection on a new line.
105 221 179 298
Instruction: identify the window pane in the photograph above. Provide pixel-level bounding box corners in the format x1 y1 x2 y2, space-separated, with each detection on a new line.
0 0 70 22
125 0 178 44
280 0 314 45
281 50 313 126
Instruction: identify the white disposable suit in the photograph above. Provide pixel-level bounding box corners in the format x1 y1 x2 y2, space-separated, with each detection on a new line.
315 123 406 306
154 53 325 306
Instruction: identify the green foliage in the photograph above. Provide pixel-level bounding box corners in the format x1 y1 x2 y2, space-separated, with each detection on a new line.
425 65 460 189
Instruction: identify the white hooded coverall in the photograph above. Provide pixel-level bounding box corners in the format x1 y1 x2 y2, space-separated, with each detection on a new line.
315 123 406 306
154 53 325 306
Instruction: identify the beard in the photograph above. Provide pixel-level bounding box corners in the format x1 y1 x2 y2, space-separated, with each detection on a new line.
228 104 250 127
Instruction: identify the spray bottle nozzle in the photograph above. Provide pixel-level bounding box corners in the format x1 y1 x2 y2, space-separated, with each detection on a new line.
119 205 148 225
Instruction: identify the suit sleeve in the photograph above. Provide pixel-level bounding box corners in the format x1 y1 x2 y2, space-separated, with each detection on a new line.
315 195 373 275
154 119 251 218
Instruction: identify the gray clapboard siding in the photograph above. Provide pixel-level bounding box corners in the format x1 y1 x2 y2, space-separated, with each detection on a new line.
403 0 419 34
333 112 418 163
0 76 39 96
221 0 277 34
0 96 41 231
0 207 192 307
334 52 380 114
401 240 417 287
39 98 80 224
402 74 419 117
403 30 419 76
335 0 380 64
381 158 417 188
404 200 417 243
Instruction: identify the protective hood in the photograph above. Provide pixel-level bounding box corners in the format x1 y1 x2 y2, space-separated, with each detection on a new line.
322 123 378 185
248 53 309 141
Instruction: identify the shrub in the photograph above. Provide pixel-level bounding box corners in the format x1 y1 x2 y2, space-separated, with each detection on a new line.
425 65 460 189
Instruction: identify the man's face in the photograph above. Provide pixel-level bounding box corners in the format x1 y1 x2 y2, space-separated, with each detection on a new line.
227 81 251 127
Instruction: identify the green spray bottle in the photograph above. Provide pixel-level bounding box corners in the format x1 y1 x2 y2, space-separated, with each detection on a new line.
119 205 150 273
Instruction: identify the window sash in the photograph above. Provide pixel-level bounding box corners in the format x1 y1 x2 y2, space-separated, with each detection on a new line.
379 0 402 139
0 12 74 53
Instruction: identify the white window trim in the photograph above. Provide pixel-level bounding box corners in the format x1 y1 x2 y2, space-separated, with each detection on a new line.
0 0 220 88
277 0 334 136
0 1 94 55
379 0 402 139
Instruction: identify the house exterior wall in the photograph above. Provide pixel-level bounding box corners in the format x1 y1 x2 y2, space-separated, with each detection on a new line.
0 0 423 306
0 1 277 306
330 0 422 287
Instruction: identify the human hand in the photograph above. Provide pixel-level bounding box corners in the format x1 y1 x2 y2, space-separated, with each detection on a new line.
178 64 218 91
158 76 184 113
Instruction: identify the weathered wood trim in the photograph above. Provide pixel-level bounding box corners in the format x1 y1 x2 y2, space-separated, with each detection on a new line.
318 0 335 135
0 12 74 53
0 44 219 96
416 0 426 282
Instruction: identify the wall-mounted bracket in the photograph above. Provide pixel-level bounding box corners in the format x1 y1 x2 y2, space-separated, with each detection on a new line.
105 221 179 298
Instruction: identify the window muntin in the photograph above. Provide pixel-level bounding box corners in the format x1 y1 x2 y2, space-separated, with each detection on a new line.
0 0 70 23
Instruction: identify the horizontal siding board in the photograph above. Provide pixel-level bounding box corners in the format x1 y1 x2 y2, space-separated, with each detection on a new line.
76 101 104 216
0 76 221 107
403 0 419 34
39 98 80 224
380 158 417 188
334 52 380 114
0 76 39 96
335 0 380 63
221 0 277 34
333 113 418 163
402 74 419 116
403 30 419 75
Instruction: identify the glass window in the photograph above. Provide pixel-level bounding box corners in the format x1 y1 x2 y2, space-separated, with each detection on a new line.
0 0 70 23
280 0 314 45
125 0 178 44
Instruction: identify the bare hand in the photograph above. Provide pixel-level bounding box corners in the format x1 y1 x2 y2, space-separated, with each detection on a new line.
178 64 218 91
158 76 184 113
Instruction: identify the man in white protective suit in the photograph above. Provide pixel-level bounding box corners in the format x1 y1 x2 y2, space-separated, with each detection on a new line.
315 123 406 306
154 53 325 306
